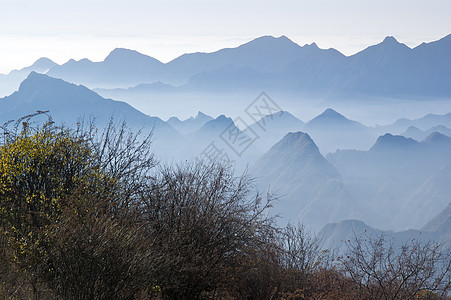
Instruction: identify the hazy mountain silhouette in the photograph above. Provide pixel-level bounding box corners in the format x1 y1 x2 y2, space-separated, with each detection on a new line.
252 131 368 230
0 57 57 97
178 36 345 92
369 133 420 152
95 81 177 97
320 213 450 254
380 112 451 135
395 165 451 230
47 48 164 88
193 115 236 138
246 111 305 153
0 72 181 156
327 132 451 230
331 36 412 95
304 108 374 154
409 34 451 96
171 114 262 167
306 108 366 129
34 33 451 97
167 111 213 135
322 199 451 254
178 34 451 96
421 203 451 242
402 125 451 141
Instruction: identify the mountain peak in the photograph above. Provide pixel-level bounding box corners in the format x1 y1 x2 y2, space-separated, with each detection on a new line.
19 71 51 89
304 42 318 48
196 114 236 135
322 108 342 116
309 108 348 122
195 111 211 120
370 133 419 152
305 108 367 132
215 114 231 122
255 130 341 185
377 35 411 51
241 35 300 50
104 48 162 65
272 131 320 154
382 36 399 44
105 48 142 60
17 72 89 97
423 132 451 144
26 70 40 78
30 57 57 70
354 35 410 57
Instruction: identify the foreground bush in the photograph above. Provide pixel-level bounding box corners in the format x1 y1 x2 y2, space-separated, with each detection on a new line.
340 234 451 299
0 115 155 299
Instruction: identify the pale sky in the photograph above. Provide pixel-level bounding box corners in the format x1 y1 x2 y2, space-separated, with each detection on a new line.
1 0 450 73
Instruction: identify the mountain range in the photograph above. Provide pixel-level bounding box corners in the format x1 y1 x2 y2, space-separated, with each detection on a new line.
320 200 451 254
304 108 375 154
0 58 57 97
327 132 451 230
402 125 451 141
251 131 370 230
0 72 180 156
1 72 451 235
1 34 451 98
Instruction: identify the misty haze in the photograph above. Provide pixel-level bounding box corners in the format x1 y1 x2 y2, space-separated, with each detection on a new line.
0 1 450 298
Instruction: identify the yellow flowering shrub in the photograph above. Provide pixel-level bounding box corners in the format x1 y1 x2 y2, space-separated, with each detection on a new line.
0 123 104 271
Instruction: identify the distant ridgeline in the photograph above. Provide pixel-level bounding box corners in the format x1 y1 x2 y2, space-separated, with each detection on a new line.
1 34 451 97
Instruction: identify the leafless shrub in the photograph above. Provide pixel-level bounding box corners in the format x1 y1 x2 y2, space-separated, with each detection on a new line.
340 234 451 299
142 162 275 299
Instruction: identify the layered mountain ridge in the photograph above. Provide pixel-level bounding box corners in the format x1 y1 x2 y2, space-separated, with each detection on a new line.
2 34 451 98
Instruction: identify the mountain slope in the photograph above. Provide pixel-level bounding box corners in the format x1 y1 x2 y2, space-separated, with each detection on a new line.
0 72 181 155
252 131 367 230
167 111 213 135
395 165 451 230
320 215 450 254
327 132 451 230
304 108 373 153
402 125 451 141
0 57 58 97
246 111 305 153
47 48 164 88
383 112 451 135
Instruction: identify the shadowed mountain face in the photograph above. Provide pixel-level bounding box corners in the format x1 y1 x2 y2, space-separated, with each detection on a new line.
0 72 181 156
252 131 369 231
12 34 450 98
327 132 451 230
